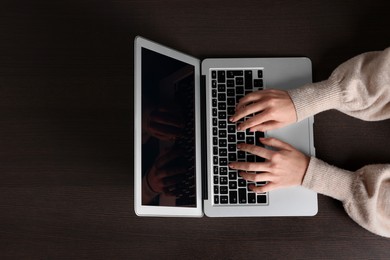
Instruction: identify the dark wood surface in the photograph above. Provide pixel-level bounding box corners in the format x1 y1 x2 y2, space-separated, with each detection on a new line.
1 0 389 259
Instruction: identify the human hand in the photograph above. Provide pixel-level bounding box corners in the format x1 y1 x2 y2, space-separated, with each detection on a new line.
144 106 184 141
229 89 297 132
146 148 189 195
228 137 310 193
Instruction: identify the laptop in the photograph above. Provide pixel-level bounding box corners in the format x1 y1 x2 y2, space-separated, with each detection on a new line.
134 36 317 217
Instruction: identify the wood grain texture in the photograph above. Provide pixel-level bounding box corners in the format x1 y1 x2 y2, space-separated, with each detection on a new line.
0 0 389 259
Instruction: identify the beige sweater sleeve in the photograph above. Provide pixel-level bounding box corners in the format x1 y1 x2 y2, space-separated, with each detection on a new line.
288 47 390 121
288 48 390 238
303 158 390 238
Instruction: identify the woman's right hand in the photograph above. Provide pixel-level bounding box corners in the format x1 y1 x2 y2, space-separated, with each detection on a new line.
229 89 297 132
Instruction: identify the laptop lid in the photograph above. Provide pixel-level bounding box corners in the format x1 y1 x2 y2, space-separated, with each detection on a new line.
134 36 203 217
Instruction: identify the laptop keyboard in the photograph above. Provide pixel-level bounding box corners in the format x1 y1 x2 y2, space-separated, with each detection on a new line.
210 68 269 205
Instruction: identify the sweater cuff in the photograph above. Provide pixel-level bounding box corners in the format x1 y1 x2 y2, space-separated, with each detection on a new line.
287 78 341 121
302 157 355 202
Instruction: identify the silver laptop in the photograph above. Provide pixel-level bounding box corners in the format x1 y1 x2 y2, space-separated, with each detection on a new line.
134 36 317 217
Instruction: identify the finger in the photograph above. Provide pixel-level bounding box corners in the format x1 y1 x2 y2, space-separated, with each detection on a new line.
260 137 292 151
237 143 273 160
249 182 279 193
230 101 267 123
237 110 271 131
235 91 263 110
229 161 270 172
250 121 284 132
239 172 274 182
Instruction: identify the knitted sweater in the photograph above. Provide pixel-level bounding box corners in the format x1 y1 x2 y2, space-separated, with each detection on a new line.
288 48 390 238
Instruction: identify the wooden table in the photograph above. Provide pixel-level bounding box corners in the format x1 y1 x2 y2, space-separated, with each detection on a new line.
0 0 389 258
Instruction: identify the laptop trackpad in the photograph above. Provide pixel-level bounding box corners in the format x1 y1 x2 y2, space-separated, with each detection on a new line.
265 119 312 156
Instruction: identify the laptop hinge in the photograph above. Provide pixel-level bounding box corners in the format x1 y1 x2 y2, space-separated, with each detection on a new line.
200 74 208 200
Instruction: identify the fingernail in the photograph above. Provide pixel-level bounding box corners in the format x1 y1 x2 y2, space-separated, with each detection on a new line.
237 144 242 149
237 126 241 131
229 117 234 122
228 164 235 169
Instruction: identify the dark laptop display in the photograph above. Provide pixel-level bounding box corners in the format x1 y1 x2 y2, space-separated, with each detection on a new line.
141 48 197 207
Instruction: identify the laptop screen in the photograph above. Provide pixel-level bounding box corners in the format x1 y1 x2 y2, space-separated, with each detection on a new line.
141 47 196 208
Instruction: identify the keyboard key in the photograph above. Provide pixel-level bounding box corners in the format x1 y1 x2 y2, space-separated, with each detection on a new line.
220 158 228 166
239 188 247 203
214 176 218 184
219 139 227 147
213 156 218 164
212 108 217 117
214 166 218 175
237 132 245 140
236 86 244 95
245 70 253 89
220 167 228 175
229 191 238 204
229 171 237 180
212 99 217 107
212 71 217 79
214 195 219 204
227 98 235 106
227 71 235 78
212 80 217 88
219 149 227 156
218 93 226 101
228 144 236 152
218 112 227 119
236 77 244 85
246 136 254 144
257 70 263 78
213 118 217 126
213 127 217 135
238 151 246 159
227 79 234 88
238 178 247 187
218 84 226 92
218 102 226 110
220 186 228 194
228 125 235 133
212 89 217 98
213 146 218 155
229 181 237 189
219 130 227 138
217 71 226 83
254 79 263 88
219 121 226 128
227 89 235 97
214 186 219 194
228 153 237 161
213 137 218 145
227 107 235 116
248 193 256 203
228 134 236 142
220 177 228 185
220 196 228 204
257 195 267 204
227 70 243 78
